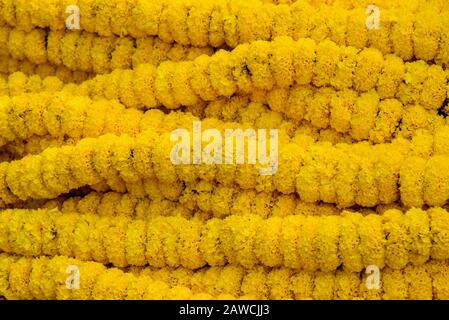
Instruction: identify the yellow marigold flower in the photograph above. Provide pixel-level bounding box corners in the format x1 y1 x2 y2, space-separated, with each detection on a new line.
423 156 449 206
313 40 341 88
7 28 26 60
274 143 304 194
8 257 33 300
345 8 368 48
0 254 19 299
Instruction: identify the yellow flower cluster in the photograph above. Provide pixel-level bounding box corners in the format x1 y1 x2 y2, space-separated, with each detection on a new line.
61 38 447 111
0 253 235 300
1 207 448 272
142 261 449 300
0 26 214 74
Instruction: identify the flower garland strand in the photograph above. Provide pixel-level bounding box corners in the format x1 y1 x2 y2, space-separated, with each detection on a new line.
1 86 393 148
0 65 92 90
2 253 448 300
0 26 214 74
3 0 449 65
0 253 238 300
0 92 299 149
0 207 448 272
140 261 449 300
42 187 363 220
2 123 449 207
0 93 150 147
202 88 448 144
63 38 447 110
304 0 446 11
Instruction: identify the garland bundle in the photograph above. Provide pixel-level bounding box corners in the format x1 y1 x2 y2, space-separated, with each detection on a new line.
1 0 449 301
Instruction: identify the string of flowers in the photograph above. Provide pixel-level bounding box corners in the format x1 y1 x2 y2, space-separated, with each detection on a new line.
0 94 246 148
0 72 65 97
0 93 149 147
4 0 449 65
46 191 195 220
1 86 364 148
0 93 300 158
0 253 237 300
0 116 354 161
139 261 449 300
40 187 360 220
1 207 448 272
197 96 350 145
1 135 76 159
1 123 449 207
60 38 447 110
0 57 93 84
201 88 448 143
0 26 215 74
304 0 443 11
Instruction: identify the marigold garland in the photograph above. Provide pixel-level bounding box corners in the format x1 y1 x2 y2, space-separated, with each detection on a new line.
140 261 449 300
3 0 449 65
0 94 298 157
204 89 447 143
0 254 237 300
62 39 448 110
0 58 92 84
0 93 151 147
0 26 214 74
41 188 360 220
0 208 448 272
1 125 449 207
